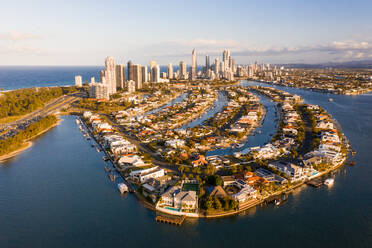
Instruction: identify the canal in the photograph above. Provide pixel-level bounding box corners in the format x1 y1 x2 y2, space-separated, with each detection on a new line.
180 91 228 129
1 80 372 247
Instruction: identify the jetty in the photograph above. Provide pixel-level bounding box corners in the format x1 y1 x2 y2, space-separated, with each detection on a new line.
306 179 323 187
155 214 185 226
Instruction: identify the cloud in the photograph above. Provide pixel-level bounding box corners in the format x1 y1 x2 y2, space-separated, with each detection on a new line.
0 31 42 42
143 38 372 63
0 31 43 55
8 44 41 54
142 39 240 58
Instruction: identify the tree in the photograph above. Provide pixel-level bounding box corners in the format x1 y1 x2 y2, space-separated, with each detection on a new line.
214 197 222 210
205 196 213 209
178 165 185 173
230 200 239 210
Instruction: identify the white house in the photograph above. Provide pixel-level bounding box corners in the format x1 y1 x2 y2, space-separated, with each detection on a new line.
130 166 165 183
118 155 145 167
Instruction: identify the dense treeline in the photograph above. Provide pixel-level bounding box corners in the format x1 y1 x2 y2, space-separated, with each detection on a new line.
0 115 58 156
0 87 76 118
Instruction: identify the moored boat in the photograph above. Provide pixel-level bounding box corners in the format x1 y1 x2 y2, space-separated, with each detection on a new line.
235 143 244 149
118 183 129 194
324 178 334 186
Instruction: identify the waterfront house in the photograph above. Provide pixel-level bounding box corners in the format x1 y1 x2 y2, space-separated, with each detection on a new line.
269 161 307 182
256 168 288 184
118 154 145 167
231 180 257 203
316 121 334 130
129 166 165 183
158 185 198 213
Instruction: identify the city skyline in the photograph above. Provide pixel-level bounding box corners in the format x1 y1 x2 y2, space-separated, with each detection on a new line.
1 0 372 65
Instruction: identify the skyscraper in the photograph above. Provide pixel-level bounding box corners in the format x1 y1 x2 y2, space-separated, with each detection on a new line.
151 65 160 83
214 58 219 75
127 60 133 81
191 49 197 80
104 56 116 94
133 64 142 89
115 64 125 90
75 75 82 87
100 70 106 84
168 63 173 79
179 61 187 79
141 66 148 83
149 60 157 82
205 55 210 71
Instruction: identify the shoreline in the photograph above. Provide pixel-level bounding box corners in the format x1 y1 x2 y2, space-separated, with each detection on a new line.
249 79 372 96
0 119 61 162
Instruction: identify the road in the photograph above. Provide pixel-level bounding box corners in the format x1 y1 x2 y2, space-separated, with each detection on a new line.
0 93 80 140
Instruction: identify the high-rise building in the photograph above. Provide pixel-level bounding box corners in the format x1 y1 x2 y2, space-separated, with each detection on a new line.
223 50 230 62
89 83 109 100
191 49 197 80
75 75 82 87
90 77 95 84
126 80 136 93
168 63 173 79
214 58 219 75
104 56 116 95
127 60 133 81
231 59 236 73
205 55 210 71
133 64 142 90
151 65 160 83
115 64 125 90
149 60 157 82
179 61 187 79
141 66 148 83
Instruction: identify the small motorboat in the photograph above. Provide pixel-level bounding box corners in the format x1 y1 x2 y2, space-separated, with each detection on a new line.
329 98 334 102
118 183 129 194
235 143 244 149
324 178 334 186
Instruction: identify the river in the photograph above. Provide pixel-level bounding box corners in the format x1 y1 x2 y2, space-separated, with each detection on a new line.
0 80 371 247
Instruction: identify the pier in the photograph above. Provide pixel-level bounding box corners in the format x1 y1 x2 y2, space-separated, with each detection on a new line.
306 179 323 187
155 214 185 226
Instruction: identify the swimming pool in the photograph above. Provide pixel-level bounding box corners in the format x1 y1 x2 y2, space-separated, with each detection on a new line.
164 206 181 212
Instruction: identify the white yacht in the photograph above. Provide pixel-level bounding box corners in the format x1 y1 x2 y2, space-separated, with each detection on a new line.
324 178 334 186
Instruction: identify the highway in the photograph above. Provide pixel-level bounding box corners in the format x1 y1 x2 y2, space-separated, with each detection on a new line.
0 93 80 140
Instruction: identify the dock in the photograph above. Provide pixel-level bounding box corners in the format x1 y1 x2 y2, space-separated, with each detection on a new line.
155 214 185 226
306 179 323 187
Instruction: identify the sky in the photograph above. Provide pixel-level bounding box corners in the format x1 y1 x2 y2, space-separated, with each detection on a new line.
0 0 372 66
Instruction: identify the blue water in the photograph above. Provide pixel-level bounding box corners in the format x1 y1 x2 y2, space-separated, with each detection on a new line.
0 66 190 90
0 66 102 90
207 92 278 156
0 78 372 247
180 91 228 129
